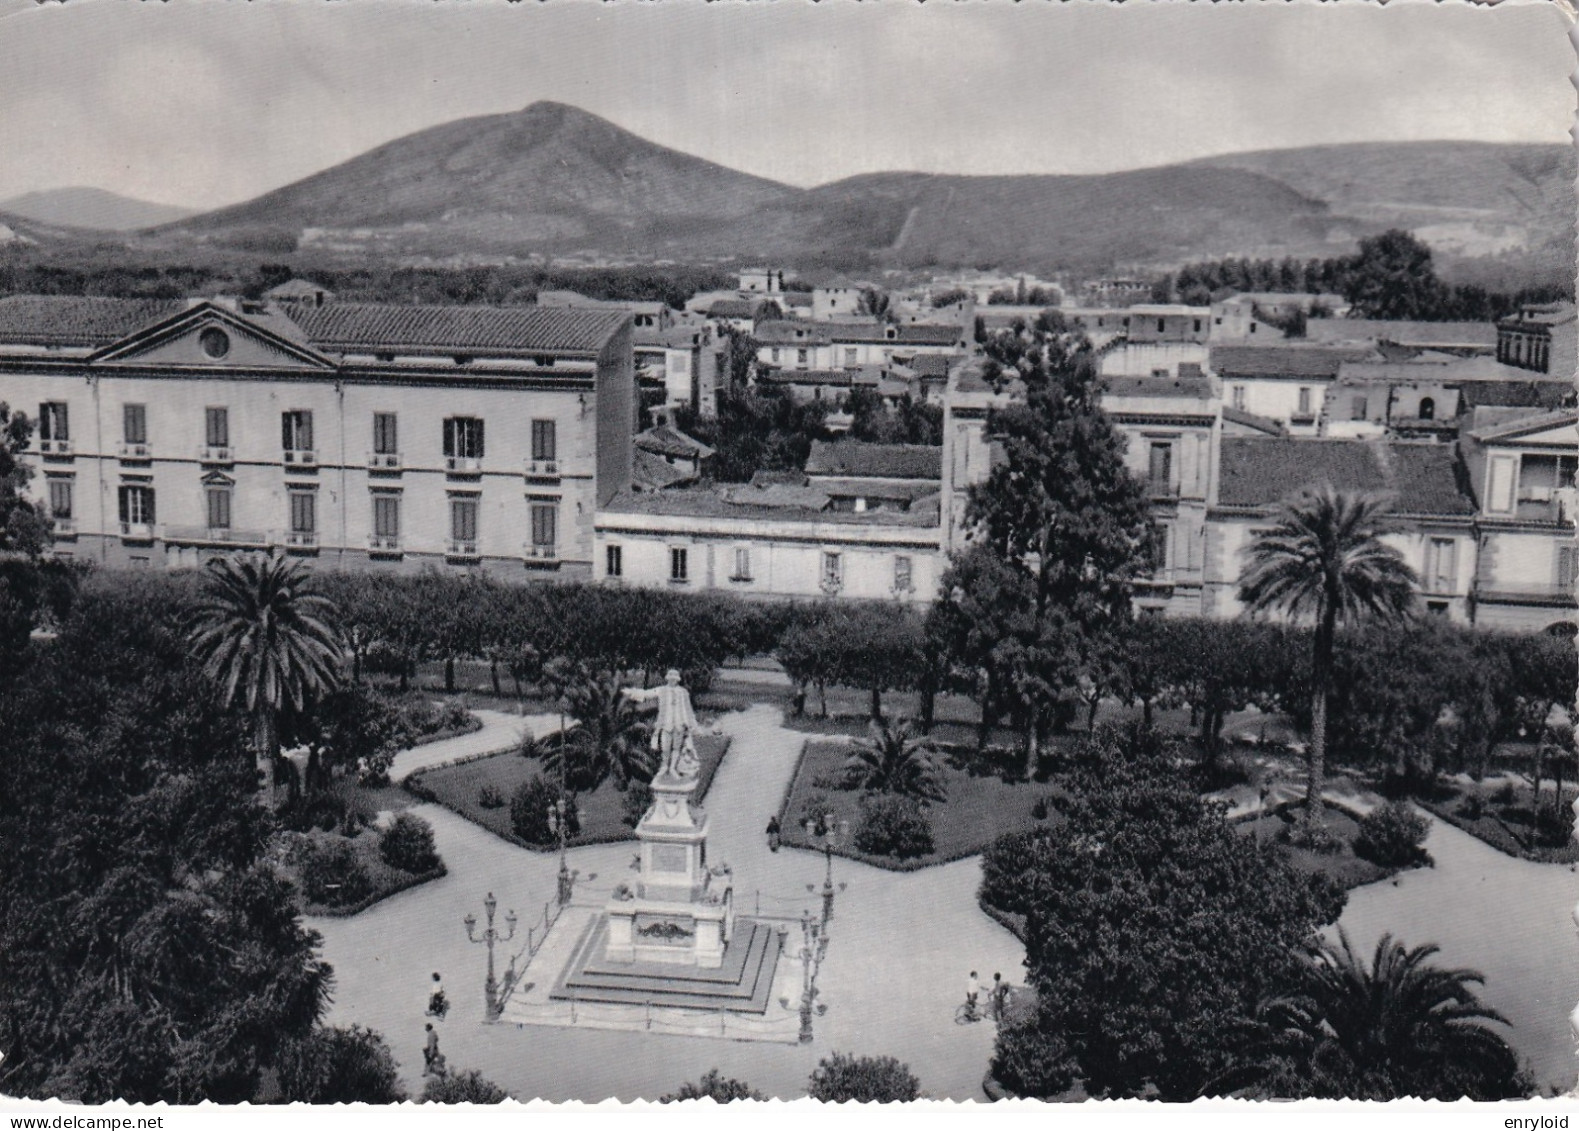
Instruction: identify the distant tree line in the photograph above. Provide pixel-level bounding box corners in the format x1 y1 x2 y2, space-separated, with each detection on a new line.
0 258 734 311
1155 230 1572 322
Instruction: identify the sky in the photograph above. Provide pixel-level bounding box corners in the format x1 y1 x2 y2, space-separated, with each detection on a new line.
0 0 1572 212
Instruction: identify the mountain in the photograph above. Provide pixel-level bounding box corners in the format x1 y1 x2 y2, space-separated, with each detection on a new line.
175 101 797 254
148 104 1573 279
1 187 193 232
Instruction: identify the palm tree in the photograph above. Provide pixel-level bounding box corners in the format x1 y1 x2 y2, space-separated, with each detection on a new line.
1238 486 1416 826
187 551 344 807
1256 931 1525 1100
841 717 947 802
535 659 653 791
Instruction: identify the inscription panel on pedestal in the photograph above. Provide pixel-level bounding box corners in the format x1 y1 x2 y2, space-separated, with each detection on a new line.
651 844 689 874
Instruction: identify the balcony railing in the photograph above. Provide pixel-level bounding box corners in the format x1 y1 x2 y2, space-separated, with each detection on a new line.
369 534 402 554
51 517 76 537
1146 480 1179 500
525 459 560 478
199 445 234 464
38 438 73 457
368 452 402 472
163 526 268 547
118 442 152 460
119 521 155 542
525 543 558 563
445 456 482 475
282 449 317 468
447 539 480 559
285 530 319 550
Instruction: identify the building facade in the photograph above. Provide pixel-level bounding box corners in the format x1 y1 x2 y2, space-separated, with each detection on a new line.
4 295 633 578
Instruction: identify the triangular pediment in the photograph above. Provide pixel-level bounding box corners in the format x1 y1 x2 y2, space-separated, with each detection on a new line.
90 302 333 371
200 470 235 487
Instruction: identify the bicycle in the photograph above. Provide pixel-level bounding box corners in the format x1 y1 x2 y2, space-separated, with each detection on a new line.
954 997 983 1025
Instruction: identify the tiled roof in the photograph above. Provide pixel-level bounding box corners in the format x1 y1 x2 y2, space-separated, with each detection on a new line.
635 424 714 461
756 321 830 346
906 354 954 379
1304 320 1496 347
1468 407 1578 443
1221 405 1287 436
265 278 333 300
599 485 939 528
631 448 697 491
756 367 854 387
1217 438 1473 516
805 440 942 480
815 477 940 502
287 302 627 354
782 292 813 307
1457 380 1574 412
707 299 772 319
0 295 185 346
1101 375 1214 400
1210 344 1376 379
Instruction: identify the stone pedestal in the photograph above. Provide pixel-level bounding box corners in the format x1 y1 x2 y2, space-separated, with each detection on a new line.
604 770 734 969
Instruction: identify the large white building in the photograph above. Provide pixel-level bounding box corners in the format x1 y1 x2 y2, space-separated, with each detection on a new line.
3 294 634 577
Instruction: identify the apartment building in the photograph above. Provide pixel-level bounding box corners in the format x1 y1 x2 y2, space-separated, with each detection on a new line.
4 294 633 577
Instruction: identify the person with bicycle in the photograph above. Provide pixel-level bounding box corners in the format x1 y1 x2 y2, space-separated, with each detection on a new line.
965 970 980 1021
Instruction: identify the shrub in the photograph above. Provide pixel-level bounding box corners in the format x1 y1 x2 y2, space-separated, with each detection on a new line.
1353 800 1431 868
297 837 373 906
853 795 934 860
437 698 473 732
510 775 579 846
422 1069 510 1104
478 784 506 809
990 1006 1079 1099
622 779 653 828
1030 795 1050 820
1492 781 1517 806
1281 819 1345 856
1456 793 1484 822
807 1052 920 1102
379 813 439 873
277 1025 406 1103
660 1068 763 1102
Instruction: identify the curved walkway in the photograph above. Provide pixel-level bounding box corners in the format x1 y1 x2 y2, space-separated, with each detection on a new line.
309 704 1023 1101
387 710 563 782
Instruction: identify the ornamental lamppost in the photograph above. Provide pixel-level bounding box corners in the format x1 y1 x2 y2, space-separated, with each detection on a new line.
463 892 517 1021
804 811 848 927
546 796 578 906
779 910 827 1044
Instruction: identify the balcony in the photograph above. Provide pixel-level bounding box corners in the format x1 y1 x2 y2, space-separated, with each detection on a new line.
447 539 480 560
117 442 152 462
199 445 234 465
525 458 560 480
367 452 402 473
51 517 76 538
1513 486 1578 525
163 525 269 548
285 530 319 551
524 543 559 568
368 534 402 555
119 521 155 543
282 449 317 470
1146 479 1179 501
37 438 73 458
445 456 483 476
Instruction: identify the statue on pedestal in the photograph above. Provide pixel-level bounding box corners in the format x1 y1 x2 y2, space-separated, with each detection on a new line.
623 669 704 780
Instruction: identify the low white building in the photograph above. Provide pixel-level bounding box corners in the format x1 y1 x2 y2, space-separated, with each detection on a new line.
594 482 944 605
1210 344 1378 435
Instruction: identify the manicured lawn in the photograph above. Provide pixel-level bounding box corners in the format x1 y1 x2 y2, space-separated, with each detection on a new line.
776 738 1056 870
278 824 448 918
407 734 732 850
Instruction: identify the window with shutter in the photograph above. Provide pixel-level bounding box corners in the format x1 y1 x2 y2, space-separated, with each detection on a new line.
123 404 147 445
206 407 229 448
373 413 398 455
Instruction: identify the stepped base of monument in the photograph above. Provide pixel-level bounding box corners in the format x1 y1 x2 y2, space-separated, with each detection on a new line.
553 915 783 1012
498 906 802 1043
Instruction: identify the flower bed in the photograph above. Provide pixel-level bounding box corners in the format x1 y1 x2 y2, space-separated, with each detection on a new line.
1230 800 1409 891
775 739 1054 871
1416 779 1579 864
405 734 731 851
278 826 448 918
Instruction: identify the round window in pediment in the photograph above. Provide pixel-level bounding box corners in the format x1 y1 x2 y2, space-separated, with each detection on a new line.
200 327 231 359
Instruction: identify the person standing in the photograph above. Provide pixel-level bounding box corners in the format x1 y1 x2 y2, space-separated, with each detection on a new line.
427 971 445 1017
966 970 980 1019
423 1023 442 1076
990 972 1007 1019
766 815 782 852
